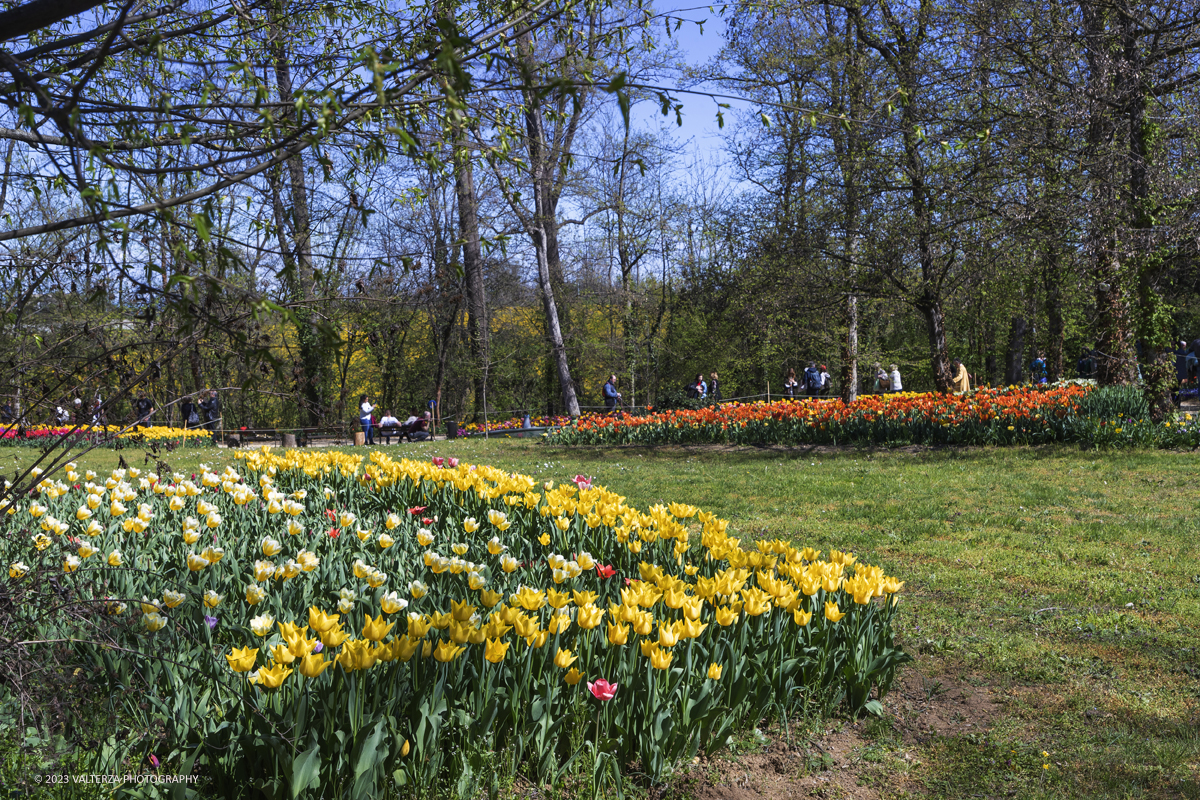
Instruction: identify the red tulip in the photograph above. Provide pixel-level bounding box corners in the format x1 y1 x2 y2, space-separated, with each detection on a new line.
587 679 618 701
407 506 427 515
431 457 444 467
595 564 616 579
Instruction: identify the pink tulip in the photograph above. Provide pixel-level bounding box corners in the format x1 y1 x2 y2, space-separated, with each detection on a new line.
587 679 618 701
573 474 592 491
447 457 459 468
431 457 445 467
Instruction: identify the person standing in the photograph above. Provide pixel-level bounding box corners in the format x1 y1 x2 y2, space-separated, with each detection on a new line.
200 390 221 441
783 368 799 399
951 359 971 393
91 397 107 426
133 392 155 427
818 365 832 396
889 364 903 393
603 375 622 414
72 397 85 426
1031 352 1048 384
181 394 199 428
54 402 70 426
359 394 375 446
709 372 722 402
696 373 708 399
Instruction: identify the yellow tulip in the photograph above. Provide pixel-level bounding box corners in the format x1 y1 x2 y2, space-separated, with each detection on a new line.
186 553 210 572
434 640 466 663
524 629 548 649
450 599 476 622
269 643 296 664
564 667 584 685
480 589 503 608
320 625 350 648
391 636 421 662
226 646 258 672
462 517 480 533
607 623 629 646
649 647 673 670
485 638 510 664
362 614 396 642
407 615 432 638
657 622 680 648
308 607 340 634
715 606 739 626
576 604 605 630
707 663 723 680
297 654 331 678
793 608 813 626
245 585 266 605
554 648 577 669
107 550 122 567
538 533 550 546
824 601 845 623
336 639 378 671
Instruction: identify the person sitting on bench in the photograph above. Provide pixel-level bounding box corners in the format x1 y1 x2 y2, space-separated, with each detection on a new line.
379 410 401 444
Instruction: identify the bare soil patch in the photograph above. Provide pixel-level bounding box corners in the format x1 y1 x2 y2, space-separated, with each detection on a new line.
664 667 1002 800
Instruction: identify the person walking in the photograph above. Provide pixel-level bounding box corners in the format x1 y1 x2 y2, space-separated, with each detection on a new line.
889 364 903 393
873 364 890 394
359 394 375 446
709 372 722 402
951 359 971 393
783 368 799 399
818 365 832 396
803 362 822 398
603 375 622 414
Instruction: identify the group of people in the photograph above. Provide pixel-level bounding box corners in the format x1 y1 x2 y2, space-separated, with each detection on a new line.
0 389 223 435
358 395 431 445
871 364 904 394
783 364 832 398
685 372 721 401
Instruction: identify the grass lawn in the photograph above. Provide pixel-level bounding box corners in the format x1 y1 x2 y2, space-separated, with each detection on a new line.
3 438 1198 798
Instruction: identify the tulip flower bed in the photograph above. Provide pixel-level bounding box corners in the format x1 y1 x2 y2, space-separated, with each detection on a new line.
460 411 603 436
543 384 1179 448
2 450 909 795
0 423 214 448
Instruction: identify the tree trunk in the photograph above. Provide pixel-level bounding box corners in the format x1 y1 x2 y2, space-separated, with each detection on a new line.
841 293 858 402
919 298 951 392
1005 316 1026 384
271 27 326 426
454 133 488 422
534 224 580 416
